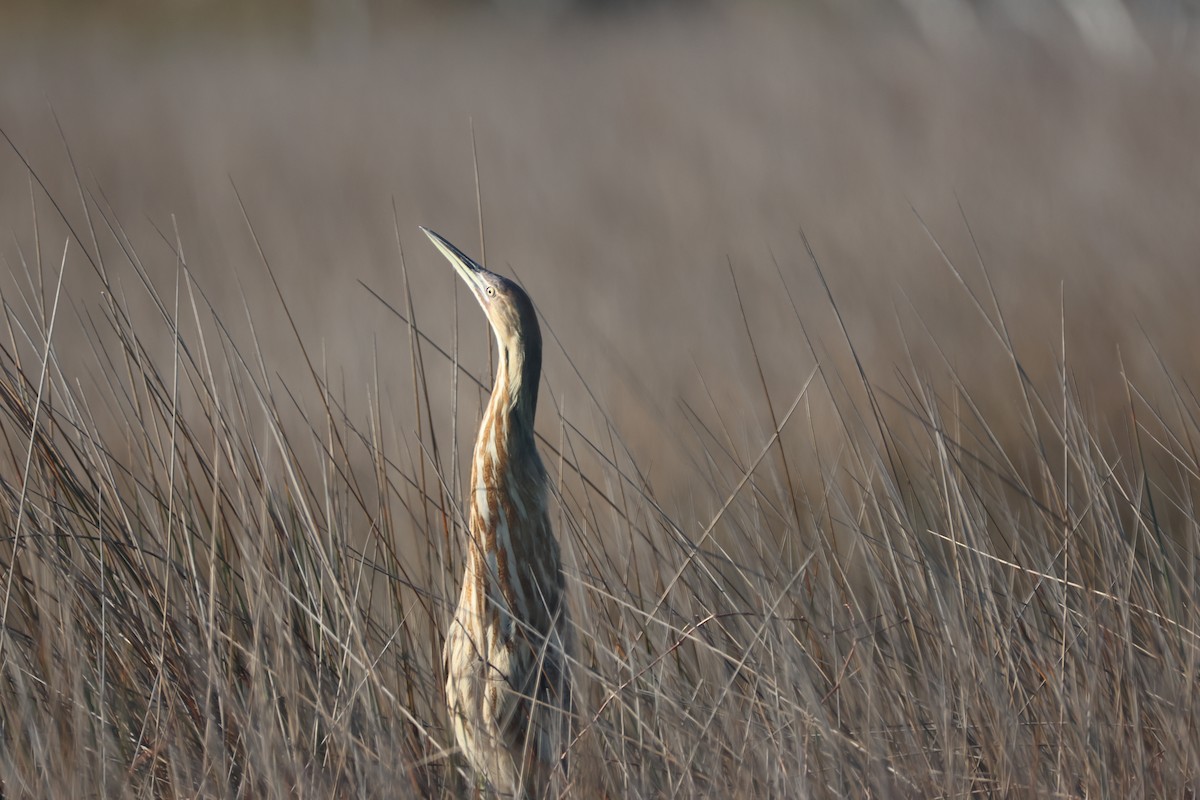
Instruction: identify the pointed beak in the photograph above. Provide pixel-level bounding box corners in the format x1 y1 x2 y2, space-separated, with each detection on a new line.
421 227 490 301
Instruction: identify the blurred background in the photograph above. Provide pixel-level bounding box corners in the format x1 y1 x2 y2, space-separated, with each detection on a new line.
1 0 1199 497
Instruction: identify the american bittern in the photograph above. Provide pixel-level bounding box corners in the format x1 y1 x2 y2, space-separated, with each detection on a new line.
423 228 572 798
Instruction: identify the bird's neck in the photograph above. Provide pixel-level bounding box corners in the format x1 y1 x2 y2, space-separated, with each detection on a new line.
464 345 543 576
468 343 542 511
492 341 539 444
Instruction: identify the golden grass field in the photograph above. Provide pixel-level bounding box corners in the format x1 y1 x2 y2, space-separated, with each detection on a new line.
0 4 1198 797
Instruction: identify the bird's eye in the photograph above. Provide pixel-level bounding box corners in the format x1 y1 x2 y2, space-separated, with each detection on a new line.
486 286 496 297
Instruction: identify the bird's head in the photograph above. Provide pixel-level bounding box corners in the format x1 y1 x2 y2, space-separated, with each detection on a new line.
422 227 543 395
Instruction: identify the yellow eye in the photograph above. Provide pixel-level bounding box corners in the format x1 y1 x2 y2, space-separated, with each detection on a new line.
486 286 496 297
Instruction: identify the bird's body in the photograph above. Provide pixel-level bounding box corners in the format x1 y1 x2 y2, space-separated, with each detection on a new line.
424 228 572 799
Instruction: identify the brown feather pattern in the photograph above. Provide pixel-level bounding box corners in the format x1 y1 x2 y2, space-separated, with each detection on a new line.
429 230 572 800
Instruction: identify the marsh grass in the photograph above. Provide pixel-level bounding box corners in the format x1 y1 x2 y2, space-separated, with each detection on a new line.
0 132 1195 800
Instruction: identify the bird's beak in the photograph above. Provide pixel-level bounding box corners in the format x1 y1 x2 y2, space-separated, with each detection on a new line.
421 227 490 301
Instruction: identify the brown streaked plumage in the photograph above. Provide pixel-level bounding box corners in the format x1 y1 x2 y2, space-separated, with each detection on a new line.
423 228 572 799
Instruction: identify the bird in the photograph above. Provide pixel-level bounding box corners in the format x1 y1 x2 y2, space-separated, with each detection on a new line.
422 227 573 799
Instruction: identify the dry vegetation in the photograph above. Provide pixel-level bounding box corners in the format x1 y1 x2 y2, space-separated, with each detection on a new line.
0 5 1199 798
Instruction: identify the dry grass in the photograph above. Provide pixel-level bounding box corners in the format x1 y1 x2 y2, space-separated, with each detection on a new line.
0 5 1198 798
